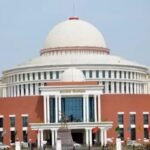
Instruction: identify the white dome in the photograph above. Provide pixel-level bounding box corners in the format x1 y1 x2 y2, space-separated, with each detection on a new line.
61 68 85 82
43 17 107 49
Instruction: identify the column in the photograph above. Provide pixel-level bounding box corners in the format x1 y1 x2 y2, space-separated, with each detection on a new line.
116 82 119 94
134 83 137 94
89 129 92 147
47 95 50 123
55 96 58 123
94 95 97 122
40 130 44 149
35 83 39 95
83 95 86 122
104 129 107 146
100 129 104 146
37 130 40 149
58 95 61 122
85 129 89 146
105 82 109 94
121 82 124 94
17 85 20 96
111 82 114 94
25 84 29 96
21 85 24 96
11 86 13 97
130 83 133 94
14 86 16 97
52 130 55 147
126 83 129 94
86 95 89 122
44 96 47 123
30 84 33 95
98 95 101 122
54 129 58 145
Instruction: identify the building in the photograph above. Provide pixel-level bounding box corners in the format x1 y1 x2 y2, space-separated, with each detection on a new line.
0 16 150 148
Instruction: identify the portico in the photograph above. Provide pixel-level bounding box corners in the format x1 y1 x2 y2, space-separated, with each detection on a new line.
30 68 113 148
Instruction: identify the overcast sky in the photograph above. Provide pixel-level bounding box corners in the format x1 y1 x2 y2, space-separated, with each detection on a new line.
0 0 150 74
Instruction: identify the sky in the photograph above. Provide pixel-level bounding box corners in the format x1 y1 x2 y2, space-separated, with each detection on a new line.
0 0 150 74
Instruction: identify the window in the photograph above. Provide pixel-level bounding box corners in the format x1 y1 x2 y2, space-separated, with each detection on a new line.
15 75 17 82
23 74 25 81
10 131 16 143
118 114 124 124
128 72 131 79
108 82 111 93
44 72 47 80
130 114 135 124
119 128 124 140
56 71 59 79
89 96 94 122
0 118 3 128
144 128 149 139
19 74 21 81
27 73 30 81
50 72 53 79
10 117 15 127
0 132 3 142
114 82 117 93
23 131 28 142
102 70 105 78
32 73 35 80
124 72 126 79
131 128 136 140
143 114 149 124
108 70 111 78
38 72 41 80
89 70 92 78
114 71 117 78
61 97 83 122
96 70 99 78
83 71 86 77
119 71 122 78
22 116 28 127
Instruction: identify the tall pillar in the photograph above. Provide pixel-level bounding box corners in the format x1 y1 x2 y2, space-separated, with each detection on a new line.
14 86 16 97
130 83 133 94
21 85 24 96
89 129 92 147
44 96 47 123
52 130 55 147
111 82 114 94
101 129 104 146
98 95 101 122
105 82 109 94
121 82 124 94
58 95 61 122
30 84 33 95
126 83 129 94
86 95 89 122
37 130 40 149
116 82 119 94
85 129 89 146
94 95 97 122
55 96 58 123
25 84 29 96
17 85 20 96
40 130 44 149
35 83 39 95
54 129 58 145
134 83 137 94
83 95 86 122
47 95 50 123
104 129 107 146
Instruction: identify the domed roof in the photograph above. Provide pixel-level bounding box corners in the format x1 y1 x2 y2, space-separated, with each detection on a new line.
61 68 85 82
43 17 107 49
